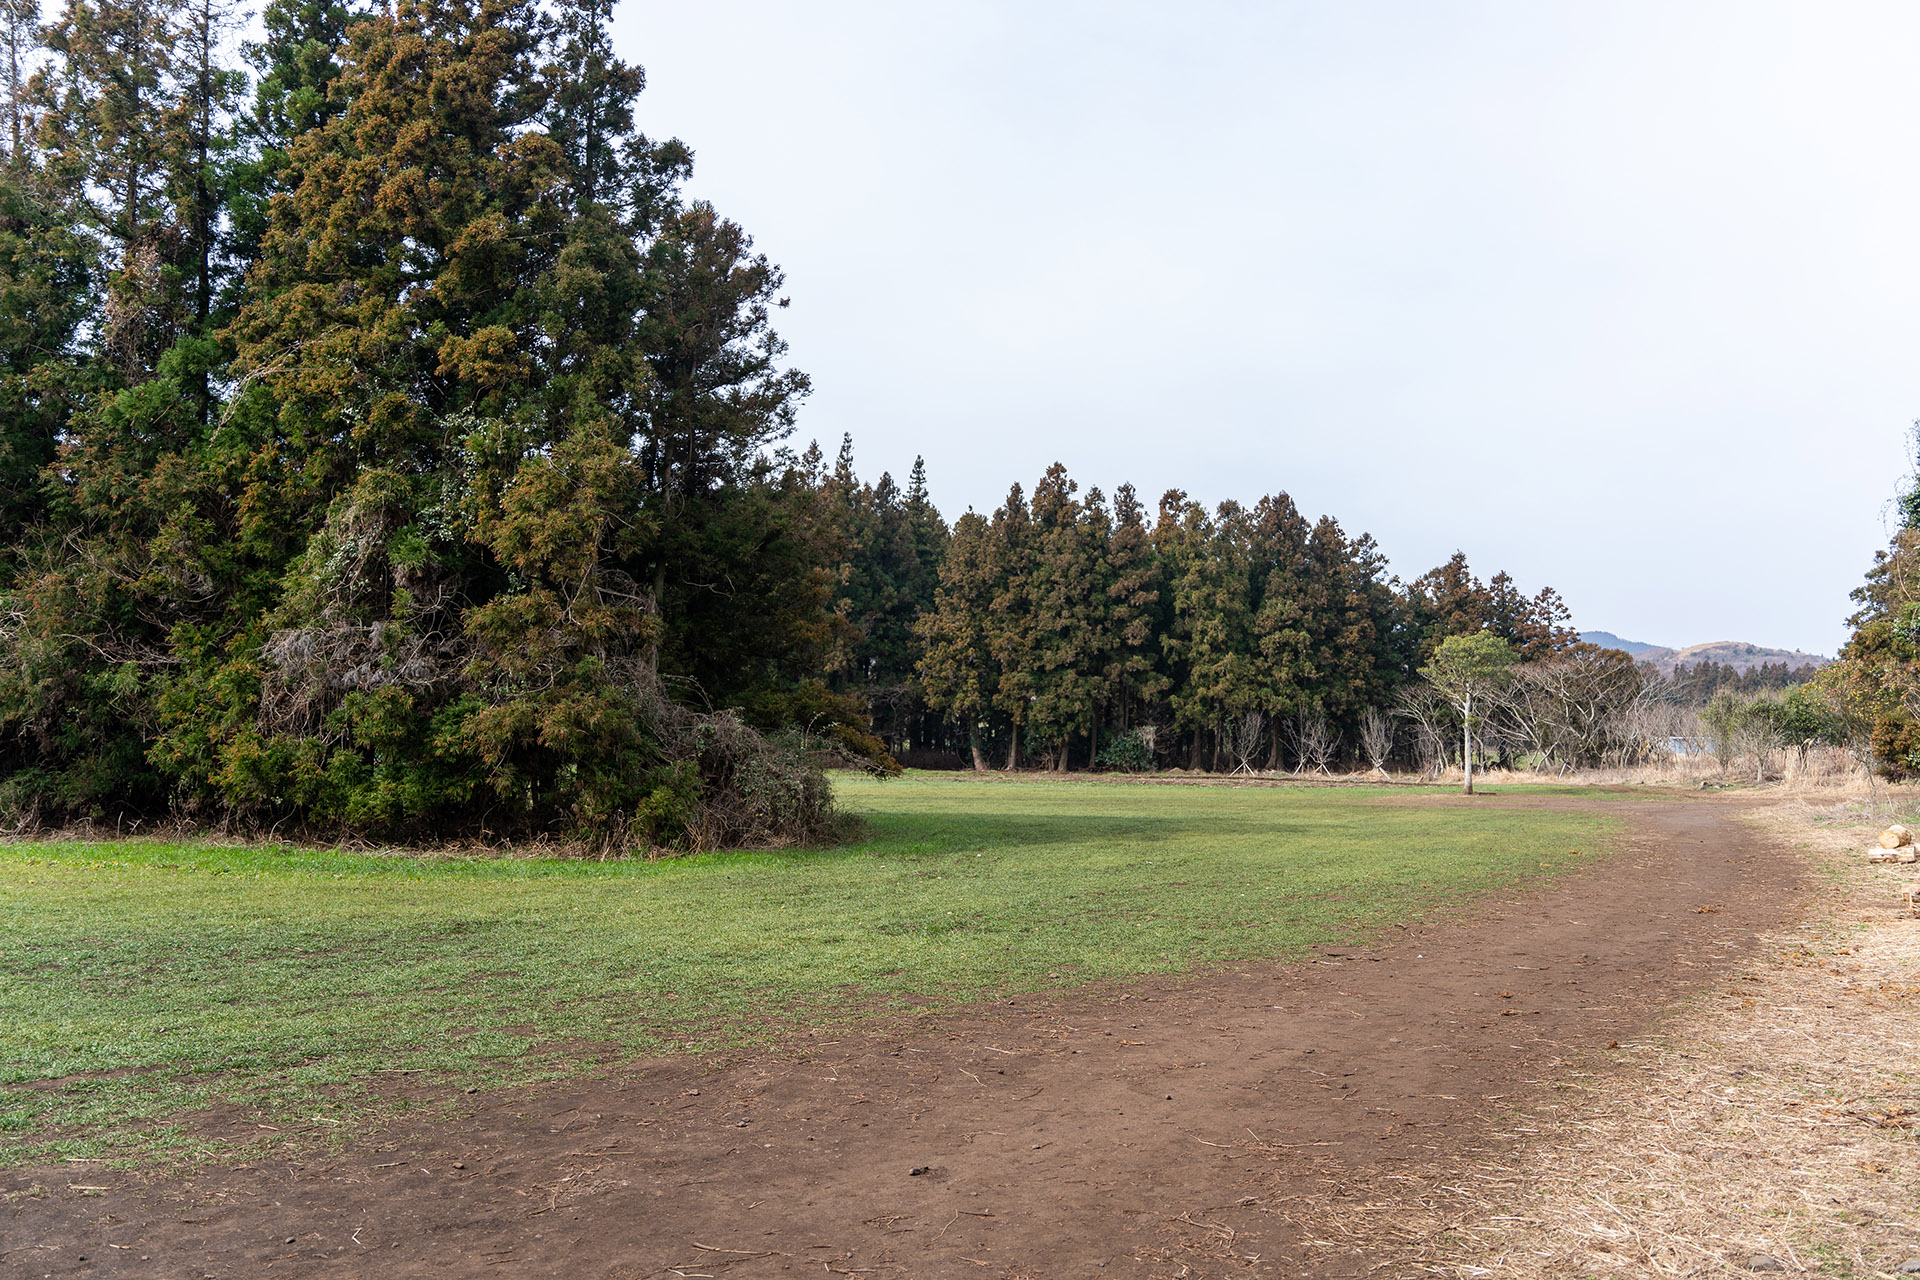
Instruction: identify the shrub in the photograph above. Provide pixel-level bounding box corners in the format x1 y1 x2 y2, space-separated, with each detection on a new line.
824 722 904 777
1098 727 1156 773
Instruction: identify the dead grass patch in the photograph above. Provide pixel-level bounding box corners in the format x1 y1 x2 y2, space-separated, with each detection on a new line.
1285 800 1920 1278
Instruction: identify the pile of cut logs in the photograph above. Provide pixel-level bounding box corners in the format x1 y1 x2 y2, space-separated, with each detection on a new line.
1867 824 1919 864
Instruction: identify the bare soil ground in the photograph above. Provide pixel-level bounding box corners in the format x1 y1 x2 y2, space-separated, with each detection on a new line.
1397 799 1920 1280
1 793 1809 1279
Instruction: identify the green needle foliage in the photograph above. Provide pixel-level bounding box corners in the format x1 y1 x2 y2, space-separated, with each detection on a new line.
0 774 1615 1167
0 0 844 845
1822 425 1920 776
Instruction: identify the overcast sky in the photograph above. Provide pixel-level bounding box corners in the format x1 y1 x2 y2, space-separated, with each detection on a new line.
616 0 1920 657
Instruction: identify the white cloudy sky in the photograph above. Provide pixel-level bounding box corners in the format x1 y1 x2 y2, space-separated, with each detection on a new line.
617 0 1920 657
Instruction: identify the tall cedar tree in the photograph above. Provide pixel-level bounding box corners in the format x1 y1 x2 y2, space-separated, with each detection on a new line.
915 509 997 770
1409 552 1575 660
180 0 577 829
34 0 183 380
809 434 942 692
2 0 246 817
1095 483 1166 739
1023 464 1102 769
228 0 360 274
1301 517 1403 725
1825 431 1920 774
1 0 36 158
0 165 91 586
986 483 1035 768
1156 493 1259 769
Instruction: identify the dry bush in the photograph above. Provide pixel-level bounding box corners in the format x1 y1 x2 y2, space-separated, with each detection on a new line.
1523 748 1899 800
624 682 843 854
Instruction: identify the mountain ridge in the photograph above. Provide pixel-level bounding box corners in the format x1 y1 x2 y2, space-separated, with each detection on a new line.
1577 631 1828 674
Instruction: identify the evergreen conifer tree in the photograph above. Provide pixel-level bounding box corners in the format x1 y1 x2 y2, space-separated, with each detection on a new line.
985 483 1035 768
0 156 90 579
915 509 998 771
1089 482 1165 757
229 0 360 269
1298 516 1398 734
1247 491 1316 762
34 0 189 378
1023 463 1098 769
1 0 39 160
1157 494 1258 769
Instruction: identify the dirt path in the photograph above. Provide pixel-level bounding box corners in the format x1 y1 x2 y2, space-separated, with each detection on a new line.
2 794 1807 1279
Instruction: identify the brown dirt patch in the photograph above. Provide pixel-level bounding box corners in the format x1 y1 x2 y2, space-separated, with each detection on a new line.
1 794 1807 1278
1368 799 1920 1279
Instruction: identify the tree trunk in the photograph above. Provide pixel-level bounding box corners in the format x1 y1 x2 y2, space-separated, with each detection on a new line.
582 4 604 203
1462 691 1474 796
6 32 17 159
1088 704 1099 771
1189 731 1201 770
1005 721 1019 771
968 724 986 773
1210 725 1222 773
648 561 667 676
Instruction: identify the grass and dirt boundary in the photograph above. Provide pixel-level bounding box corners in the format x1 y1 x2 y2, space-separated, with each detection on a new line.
1 774 1614 1171
4 773 1914 1277
1331 796 1920 1279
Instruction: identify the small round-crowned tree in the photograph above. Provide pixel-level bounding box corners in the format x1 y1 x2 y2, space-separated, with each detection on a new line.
1420 632 1518 795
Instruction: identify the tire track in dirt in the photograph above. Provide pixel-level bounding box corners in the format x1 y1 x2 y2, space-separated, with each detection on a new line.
1 794 1805 1279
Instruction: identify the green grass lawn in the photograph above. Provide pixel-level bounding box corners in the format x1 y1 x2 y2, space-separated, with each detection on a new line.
0 774 1616 1168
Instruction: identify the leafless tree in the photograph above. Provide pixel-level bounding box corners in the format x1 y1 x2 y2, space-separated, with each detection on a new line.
1359 707 1394 777
1615 672 1684 766
1563 650 1649 765
1490 648 1662 772
1226 711 1265 775
1284 709 1337 775
1734 704 1781 784
1395 685 1452 779
1490 670 1560 771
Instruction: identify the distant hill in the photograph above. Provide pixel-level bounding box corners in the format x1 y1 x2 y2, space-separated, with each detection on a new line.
1579 630 1660 656
1578 631 1829 674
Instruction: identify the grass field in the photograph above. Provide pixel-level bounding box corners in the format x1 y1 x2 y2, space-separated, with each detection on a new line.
0 774 1615 1168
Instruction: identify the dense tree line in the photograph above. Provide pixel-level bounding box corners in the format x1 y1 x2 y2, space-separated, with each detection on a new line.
805 444 1584 774
1666 659 1821 706
802 443 1860 780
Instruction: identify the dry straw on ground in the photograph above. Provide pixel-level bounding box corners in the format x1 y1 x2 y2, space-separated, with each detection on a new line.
1299 797 1920 1278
